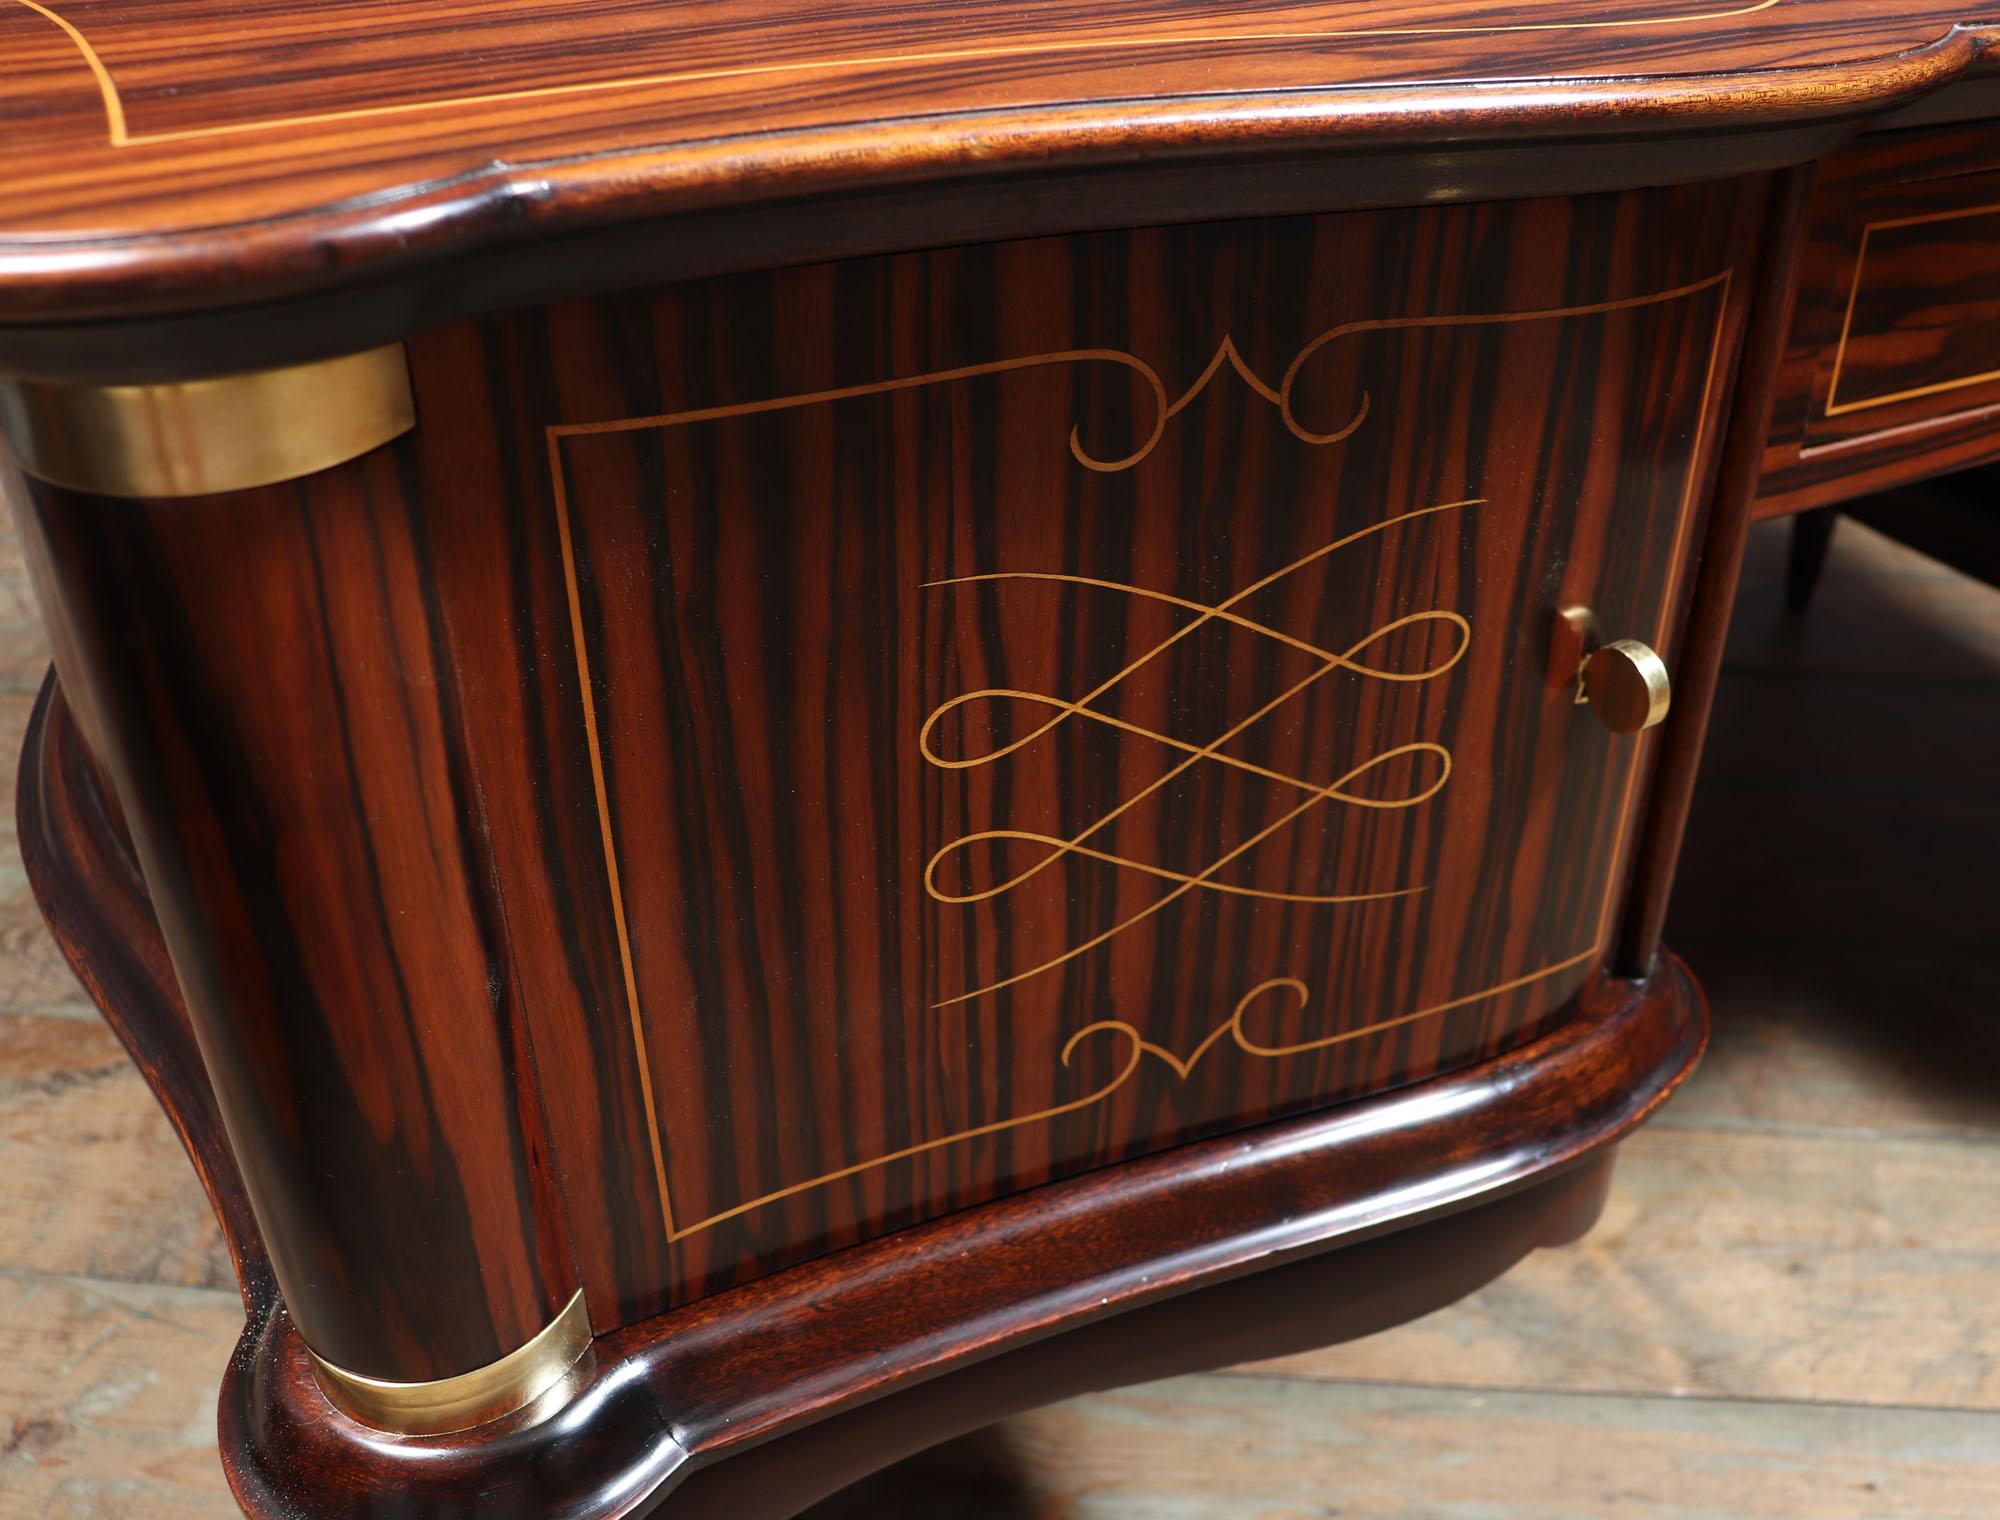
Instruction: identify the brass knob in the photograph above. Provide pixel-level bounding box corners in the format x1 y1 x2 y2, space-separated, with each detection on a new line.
1580 639 1672 734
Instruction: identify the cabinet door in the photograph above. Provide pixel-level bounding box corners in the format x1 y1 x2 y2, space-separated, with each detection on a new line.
418 181 1758 1323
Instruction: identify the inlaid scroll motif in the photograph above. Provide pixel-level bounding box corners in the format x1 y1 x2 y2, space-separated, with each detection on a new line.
924 494 1479 1069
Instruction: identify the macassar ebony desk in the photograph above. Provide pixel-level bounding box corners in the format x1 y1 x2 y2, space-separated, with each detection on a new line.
5 4 2000 1516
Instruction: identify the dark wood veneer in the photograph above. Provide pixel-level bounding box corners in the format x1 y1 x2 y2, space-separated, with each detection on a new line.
0 1 1994 340
508 187 1753 1322
0 131 1848 389
1760 120 2000 513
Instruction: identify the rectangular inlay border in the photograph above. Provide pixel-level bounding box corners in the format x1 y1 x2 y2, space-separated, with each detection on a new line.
1824 198 2000 417
544 270 1733 1247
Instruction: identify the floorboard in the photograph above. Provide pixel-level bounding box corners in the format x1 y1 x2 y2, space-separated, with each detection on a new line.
814 1374 2000 1520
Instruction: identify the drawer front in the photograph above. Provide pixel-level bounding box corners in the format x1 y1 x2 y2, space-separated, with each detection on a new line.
1760 123 2000 515
1826 203 2000 418
411 185 1756 1324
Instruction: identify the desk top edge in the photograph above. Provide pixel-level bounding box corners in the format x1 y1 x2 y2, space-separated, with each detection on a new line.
0 0 1996 348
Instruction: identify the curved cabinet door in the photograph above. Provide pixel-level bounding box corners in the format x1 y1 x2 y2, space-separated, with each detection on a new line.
413 181 1762 1325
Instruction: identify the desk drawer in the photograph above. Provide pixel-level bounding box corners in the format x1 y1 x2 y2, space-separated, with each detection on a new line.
1760 124 2000 515
1825 203 2000 419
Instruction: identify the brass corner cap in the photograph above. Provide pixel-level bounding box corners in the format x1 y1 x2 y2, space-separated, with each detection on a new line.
310 1287 593 1436
0 344 414 499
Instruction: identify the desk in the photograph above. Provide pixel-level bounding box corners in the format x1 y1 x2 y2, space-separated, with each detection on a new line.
1 4 1995 1515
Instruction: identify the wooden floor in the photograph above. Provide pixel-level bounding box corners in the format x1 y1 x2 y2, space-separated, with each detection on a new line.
2 513 1996 1519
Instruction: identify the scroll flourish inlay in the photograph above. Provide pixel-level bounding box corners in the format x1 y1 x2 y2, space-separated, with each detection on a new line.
923 495 1481 1009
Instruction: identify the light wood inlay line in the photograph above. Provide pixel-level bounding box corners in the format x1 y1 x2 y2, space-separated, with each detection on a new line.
10 0 1783 150
10 0 124 143
547 430 677 1259
1069 950 1607 1084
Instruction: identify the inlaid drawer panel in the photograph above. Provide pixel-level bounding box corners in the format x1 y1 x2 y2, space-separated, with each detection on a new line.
1760 122 2000 515
406 183 1757 1326
1825 201 2000 418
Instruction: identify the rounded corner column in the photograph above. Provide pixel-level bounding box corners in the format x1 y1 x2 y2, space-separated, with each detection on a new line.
0 344 586 1420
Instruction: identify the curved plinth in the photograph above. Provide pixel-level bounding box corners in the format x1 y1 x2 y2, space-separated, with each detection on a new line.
18 674 1707 1520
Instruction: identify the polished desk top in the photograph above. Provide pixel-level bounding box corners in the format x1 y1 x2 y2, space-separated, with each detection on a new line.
1 0 1997 337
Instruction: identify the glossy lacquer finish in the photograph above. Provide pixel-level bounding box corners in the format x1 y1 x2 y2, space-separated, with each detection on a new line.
0 0 1992 329
11 185 1755 1372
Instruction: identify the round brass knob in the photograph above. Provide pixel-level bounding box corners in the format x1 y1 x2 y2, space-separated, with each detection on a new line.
1581 639 1671 734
